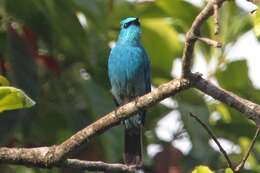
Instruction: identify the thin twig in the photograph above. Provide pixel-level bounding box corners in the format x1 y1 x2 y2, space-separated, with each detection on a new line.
189 113 234 169
62 159 136 172
195 36 222 48
182 0 226 77
213 0 220 35
251 9 257 14
234 127 260 172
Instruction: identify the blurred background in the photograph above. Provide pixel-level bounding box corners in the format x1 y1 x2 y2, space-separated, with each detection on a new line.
0 0 260 172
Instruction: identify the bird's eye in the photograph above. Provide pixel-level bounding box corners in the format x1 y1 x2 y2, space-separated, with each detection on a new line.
123 23 129 28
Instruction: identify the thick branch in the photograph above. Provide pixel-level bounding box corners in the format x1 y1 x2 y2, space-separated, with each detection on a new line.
0 78 191 168
54 78 190 162
0 147 50 167
190 73 260 121
0 149 135 173
182 0 225 77
1 74 260 171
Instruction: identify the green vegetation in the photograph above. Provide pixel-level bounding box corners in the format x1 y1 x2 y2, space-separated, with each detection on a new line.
0 0 259 172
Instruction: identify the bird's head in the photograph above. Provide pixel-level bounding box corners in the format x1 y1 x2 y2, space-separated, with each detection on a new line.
118 17 141 45
120 17 140 29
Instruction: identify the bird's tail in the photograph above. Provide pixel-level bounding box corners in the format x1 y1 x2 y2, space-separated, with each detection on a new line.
124 126 143 165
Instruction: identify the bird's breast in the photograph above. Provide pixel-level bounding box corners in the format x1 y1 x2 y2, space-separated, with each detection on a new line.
108 45 146 99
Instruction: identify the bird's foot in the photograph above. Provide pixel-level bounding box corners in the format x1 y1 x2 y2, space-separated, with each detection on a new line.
134 96 141 110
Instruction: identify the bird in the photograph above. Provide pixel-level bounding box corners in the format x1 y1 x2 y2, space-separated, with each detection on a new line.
108 17 151 165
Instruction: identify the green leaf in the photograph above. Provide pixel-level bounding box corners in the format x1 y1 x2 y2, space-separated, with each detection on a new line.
216 60 252 91
225 168 234 173
220 2 251 44
239 137 258 167
192 165 214 173
155 0 200 32
0 86 35 112
138 2 168 18
142 18 182 82
253 4 260 40
0 75 10 86
215 60 260 103
177 89 216 162
212 103 232 123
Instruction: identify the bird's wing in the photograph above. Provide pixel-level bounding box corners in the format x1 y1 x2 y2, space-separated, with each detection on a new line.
142 49 151 93
108 45 151 104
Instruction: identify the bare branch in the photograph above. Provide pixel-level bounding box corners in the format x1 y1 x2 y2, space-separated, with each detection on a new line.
1 59 260 172
213 0 220 35
0 151 136 173
54 78 190 162
234 127 260 172
0 78 191 168
182 0 225 77
189 113 234 169
195 36 222 48
62 159 136 172
190 73 260 122
0 147 50 167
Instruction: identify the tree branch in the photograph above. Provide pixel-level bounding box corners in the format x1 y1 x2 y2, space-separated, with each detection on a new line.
0 150 136 173
213 0 220 35
190 73 260 122
62 159 136 172
0 78 191 169
234 126 260 172
189 113 233 169
189 113 260 172
182 0 225 77
195 36 222 48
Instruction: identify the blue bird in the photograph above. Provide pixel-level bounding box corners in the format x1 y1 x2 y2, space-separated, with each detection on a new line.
108 17 151 165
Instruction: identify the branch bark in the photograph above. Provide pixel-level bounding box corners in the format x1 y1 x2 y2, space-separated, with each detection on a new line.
0 78 191 170
182 0 225 77
180 0 260 170
234 127 260 172
190 73 260 122
189 113 233 169
0 149 136 173
62 159 136 172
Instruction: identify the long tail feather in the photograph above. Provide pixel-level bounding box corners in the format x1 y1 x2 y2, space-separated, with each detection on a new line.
124 126 143 165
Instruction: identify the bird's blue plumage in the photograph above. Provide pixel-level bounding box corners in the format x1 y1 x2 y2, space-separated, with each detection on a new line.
120 17 139 25
108 17 150 128
108 17 151 165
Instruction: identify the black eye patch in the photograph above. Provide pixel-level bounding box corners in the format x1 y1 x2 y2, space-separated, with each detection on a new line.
123 19 140 29
123 23 130 28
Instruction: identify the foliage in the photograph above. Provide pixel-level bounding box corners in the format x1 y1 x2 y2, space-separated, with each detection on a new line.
0 86 35 112
0 75 35 112
0 0 259 172
192 165 214 173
